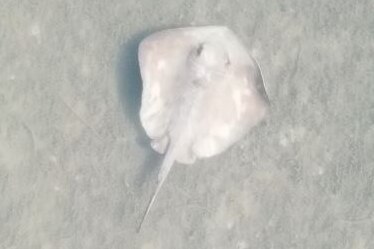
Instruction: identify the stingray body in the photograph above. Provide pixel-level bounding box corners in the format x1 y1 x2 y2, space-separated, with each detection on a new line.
137 26 269 230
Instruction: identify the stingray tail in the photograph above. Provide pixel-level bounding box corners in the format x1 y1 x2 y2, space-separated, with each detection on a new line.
137 145 177 232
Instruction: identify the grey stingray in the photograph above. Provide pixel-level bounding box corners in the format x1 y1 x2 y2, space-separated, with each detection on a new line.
137 26 270 231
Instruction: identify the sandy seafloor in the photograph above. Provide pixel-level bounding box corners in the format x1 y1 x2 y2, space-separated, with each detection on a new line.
1 1 373 248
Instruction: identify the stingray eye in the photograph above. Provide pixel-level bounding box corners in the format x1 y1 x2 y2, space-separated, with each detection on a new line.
196 43 204 56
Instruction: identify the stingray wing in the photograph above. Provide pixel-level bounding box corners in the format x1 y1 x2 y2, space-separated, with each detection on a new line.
138 29 192 141
191 52 270 158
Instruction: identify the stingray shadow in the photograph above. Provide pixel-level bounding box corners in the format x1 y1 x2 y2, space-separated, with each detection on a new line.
116 30 161 187
116 31 147 144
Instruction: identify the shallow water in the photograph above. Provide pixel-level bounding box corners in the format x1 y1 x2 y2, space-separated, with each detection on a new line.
1 1 373 248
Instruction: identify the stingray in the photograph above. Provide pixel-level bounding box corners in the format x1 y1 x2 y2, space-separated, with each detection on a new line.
137 26 270 230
